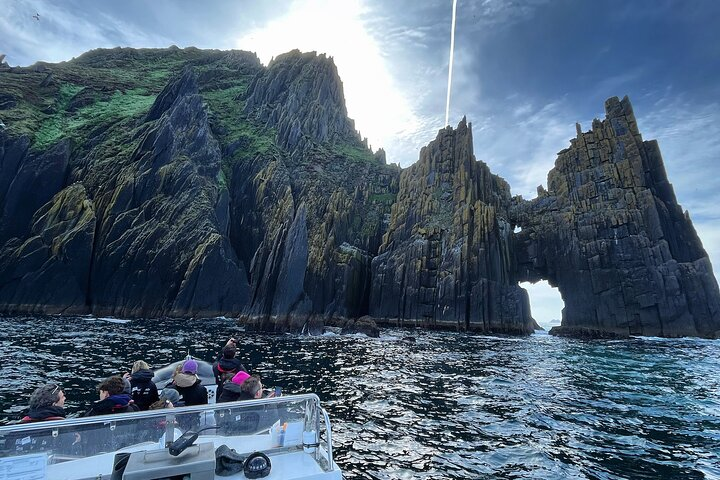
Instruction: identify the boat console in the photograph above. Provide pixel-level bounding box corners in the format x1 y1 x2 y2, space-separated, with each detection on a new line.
0 393 341 479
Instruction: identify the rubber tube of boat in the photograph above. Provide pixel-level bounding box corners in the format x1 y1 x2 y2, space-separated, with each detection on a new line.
169 430 199 456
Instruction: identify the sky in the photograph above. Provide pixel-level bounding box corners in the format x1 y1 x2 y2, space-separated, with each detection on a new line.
1 0 719 328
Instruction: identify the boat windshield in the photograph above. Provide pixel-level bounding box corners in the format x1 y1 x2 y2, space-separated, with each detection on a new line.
0 393 335 479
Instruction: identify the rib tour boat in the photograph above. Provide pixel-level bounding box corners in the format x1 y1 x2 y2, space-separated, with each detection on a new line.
0 360 342 479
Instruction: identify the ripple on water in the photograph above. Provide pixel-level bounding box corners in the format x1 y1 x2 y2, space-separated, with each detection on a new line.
0 316 719 479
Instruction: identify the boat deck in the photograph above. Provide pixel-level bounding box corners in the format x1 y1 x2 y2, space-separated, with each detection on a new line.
49 435 338 479
0 394 342 480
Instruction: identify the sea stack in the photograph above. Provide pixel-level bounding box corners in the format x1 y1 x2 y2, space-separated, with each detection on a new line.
370 118 535 334
511 96 720 338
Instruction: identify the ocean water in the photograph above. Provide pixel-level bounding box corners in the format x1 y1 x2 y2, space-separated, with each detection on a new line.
0 315 718 479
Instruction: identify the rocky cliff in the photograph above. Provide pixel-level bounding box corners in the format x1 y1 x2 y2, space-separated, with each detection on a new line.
511 97 720 338
0 47 397 330
0 47 718 338
370 118 533 334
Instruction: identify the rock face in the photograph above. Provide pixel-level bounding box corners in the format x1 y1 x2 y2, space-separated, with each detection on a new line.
0 184 95 314
511 97 720 338
0 138 70 244
231 50 398 332
243 50 361 158
0 47 718 339
84 67 251 318
0 47 396 329
0 51 253 318
370 119 534 334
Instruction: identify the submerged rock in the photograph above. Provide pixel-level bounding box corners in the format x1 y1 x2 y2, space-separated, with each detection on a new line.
549 326 629 340
340 316 380 338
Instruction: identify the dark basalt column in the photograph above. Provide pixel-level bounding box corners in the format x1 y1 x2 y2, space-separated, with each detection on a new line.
370 118 535 334
511 96 720 339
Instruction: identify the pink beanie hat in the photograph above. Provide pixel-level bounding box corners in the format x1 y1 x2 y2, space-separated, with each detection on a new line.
231 371 250 385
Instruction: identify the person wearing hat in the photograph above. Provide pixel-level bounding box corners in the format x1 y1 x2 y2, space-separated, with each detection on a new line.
217 375 281 435
212 338 247 400
163 359 207 432
166 359 208 407
149 388 182 409
217 370 251 403
160 388 182 406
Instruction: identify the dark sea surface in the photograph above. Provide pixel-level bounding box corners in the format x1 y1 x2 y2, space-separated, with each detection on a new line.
0 315 719 479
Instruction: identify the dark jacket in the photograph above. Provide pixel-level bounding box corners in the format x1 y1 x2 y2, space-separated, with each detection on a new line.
80 395 140 455
130 369 159 411
216 390 280 435
83 394 140 417
168 377 208 406
217 381 254 403
3 406 80 456
20 405 66 423
213 357 246 399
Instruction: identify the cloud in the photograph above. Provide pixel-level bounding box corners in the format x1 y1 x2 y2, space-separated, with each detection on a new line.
587 67 646 98
234 0 421 160
637 93 720 217
0 0 173 65
471 96 586 198
462 0 550 30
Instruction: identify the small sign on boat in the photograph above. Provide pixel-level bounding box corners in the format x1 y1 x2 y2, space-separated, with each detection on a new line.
0 452 47 480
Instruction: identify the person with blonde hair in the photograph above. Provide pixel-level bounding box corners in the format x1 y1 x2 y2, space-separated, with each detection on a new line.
125 359 158 411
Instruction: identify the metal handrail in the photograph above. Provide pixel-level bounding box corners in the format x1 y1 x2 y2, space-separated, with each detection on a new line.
321 407 334 469
0 393 321 433
0 392 338 473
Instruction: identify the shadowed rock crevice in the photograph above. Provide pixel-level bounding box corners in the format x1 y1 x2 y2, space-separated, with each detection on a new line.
0 139 70 245
0 183 95 314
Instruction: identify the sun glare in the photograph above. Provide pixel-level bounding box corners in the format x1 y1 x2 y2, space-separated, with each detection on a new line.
234 0 418 156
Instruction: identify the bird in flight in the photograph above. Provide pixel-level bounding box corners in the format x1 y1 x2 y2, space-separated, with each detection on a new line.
33 12 40 21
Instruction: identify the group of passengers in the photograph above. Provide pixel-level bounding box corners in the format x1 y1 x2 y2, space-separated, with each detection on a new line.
5 337 278 455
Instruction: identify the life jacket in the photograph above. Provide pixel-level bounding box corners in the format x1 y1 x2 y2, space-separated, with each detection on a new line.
20 415 64 423
19 405 66 423
217 366 235 384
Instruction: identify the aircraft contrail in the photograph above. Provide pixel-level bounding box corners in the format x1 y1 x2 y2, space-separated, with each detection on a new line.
445 0 458 127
